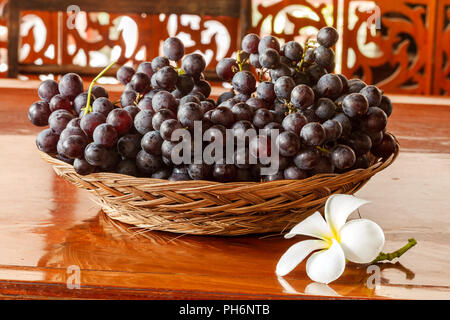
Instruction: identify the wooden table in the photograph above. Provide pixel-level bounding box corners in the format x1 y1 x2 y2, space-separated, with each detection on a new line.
0 80 449 299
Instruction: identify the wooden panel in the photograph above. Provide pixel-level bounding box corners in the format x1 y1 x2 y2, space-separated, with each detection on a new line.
433 0 450 94
340 0 436 95
17 0 242 18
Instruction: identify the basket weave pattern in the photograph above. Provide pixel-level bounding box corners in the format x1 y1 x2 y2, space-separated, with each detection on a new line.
40 149 398 236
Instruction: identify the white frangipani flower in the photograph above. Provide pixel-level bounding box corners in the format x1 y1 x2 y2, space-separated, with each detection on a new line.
276 194 385 284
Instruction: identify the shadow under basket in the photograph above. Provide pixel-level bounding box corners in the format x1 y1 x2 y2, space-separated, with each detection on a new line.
40 148 398 236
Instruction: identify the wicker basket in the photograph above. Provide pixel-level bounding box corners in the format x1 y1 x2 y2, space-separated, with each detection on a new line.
39 147 398 236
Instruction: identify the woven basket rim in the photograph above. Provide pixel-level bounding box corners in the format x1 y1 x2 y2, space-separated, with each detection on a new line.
39 148 398 187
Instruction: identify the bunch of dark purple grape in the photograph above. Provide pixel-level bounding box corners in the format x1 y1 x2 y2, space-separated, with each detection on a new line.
30 26 397 182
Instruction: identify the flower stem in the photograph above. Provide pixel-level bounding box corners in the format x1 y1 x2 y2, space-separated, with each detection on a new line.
84 60 116 115
372 238 417 263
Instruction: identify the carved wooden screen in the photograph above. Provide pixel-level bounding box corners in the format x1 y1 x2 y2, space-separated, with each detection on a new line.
1 0 449 95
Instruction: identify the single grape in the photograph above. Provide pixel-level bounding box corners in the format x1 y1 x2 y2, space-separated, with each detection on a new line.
38 79 59 102
74 92 95 115
362 107 388 133
66 118 81 129
182 53 206 76
371 133 398 159
60 135 87 159
160 119 183 141
28 101 51 126
178 102 204 130
169 167 191 181
269 63 291 82
231 102 254 122
276 131 301 157
120 90 138 108
348 79 367 93
179 94 201 106
360 85 382 107
141 131 163 155
74 158 96 175
136 150 163 175
152 108 175 131
93 123 118 148
176 74 195 95
58 73 84 100
116 66 135 85
253 108 274 129
208 106 234 128
49 109 75 134
314 98 337 120
91 85 109 99
92 97 114 117
316 74 343 100
106 108 133 136
36 128 59 153
154 66 178 90
249 53 262 68
137 96 154 111
284 166 308 180
216 58 239 81
80 111 106 138
378 95 393 117
300 122 326 146
134 109 155 135
258 36 280 54
217 91 235 105
117 133 142 158
163 37 185 61
259 48 280 69
314 46 335 69
242 33 260 54
330 144 356 170
130 72 150 94
48 94 71 113
274 76 296 100
187 163 212 180
322 119 342 142
332 113 352 138
232 71 256 94
191 80 211 98
291 85 315 109
294 148 320 170
317 27 339 48
256 81 276 103
151 56 170 72
200 100 215 114
342 93 369 118
60 126 87 143
282 112 308 135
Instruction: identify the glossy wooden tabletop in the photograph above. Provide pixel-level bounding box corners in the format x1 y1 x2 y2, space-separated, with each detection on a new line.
0 80 449 299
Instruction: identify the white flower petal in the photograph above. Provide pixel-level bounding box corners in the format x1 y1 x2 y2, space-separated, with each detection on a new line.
284 212 334 241
306 239 346 284
339 218 385 264
276 239 328 277
325 194 370 236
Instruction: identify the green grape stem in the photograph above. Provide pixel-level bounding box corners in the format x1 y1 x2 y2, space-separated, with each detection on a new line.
372 238 417 263
84 60 117 115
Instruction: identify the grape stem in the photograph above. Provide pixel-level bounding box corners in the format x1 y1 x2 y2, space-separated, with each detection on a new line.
84 60 117 115
372 238 417 263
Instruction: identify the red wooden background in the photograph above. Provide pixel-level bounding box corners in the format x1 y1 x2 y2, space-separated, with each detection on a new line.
0 0 449 95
